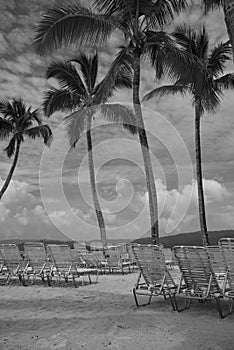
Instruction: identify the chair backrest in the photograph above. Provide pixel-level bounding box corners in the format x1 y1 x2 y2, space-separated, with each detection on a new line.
173 246 220 293
206 245 226 275
219 238 234 289
71 249 85 266
24 242 48 272
47 244 74 272
73 241 87 254
90 241 104 252
0 244 24 272
104 246 122 267
132 244 175 286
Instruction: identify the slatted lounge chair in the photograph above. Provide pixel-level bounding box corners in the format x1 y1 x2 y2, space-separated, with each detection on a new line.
23 242 52 286
206 245 227 280
0 244 27 285
173 246 224 318
73 241 87 254
131 244 178 308
104 246 132 274
219 238 234 314
47 244 98 287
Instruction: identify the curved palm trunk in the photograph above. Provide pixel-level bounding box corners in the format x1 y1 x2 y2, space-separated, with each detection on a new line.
223 0 234 59
195 103 210 246
0 139 21 200
86 113 107 249
132 49 159 244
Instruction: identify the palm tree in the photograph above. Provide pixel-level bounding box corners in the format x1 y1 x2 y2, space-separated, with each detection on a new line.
205 0 234 59
143 25 234 246
0 98 52 199
34 0 197 244
43 52 136 248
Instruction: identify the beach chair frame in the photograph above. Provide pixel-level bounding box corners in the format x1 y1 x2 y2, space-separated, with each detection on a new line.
131 244 178 309
0 244 27 286
173 246 224 318
23 242 52 286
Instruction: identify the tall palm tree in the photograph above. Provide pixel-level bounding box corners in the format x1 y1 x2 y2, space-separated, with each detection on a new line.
43 52 136 248
143 25 234 246
34 0 196 244
0 98 52 199
204 0 234 59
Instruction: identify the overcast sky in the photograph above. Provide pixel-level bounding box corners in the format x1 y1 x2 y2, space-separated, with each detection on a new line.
0 0 233 243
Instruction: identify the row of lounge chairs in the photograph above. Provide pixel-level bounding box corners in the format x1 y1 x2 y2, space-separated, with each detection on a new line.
131 238 234 318
0 243 99 287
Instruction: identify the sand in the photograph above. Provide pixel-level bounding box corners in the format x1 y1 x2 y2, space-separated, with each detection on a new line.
0 272 233 350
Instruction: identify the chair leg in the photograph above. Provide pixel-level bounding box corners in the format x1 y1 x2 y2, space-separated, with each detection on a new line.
72 275 77 288
46 274 51 287
215 297 224 319
168 294 177 311
133 288 139 307
228 298 233 315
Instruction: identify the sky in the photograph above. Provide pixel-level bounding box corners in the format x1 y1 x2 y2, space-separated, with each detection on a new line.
0 0 234 243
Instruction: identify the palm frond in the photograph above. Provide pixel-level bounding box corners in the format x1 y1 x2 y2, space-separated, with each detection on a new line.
207 41 232 77
173 25 209 59
34 3 115 55
43 88 82 117
0 117 13 140
0 99 14 119
63 109 87 147
4 135 17 158
25 125 53 146
144 0 188 29
94 46 133 104
26 108 42 125
46 60 87 96
214 73 234 90
204 0 223 12
71 53 98 92
99 103 137 134
145 31 202 82
198 86 222 114
143 84 187 101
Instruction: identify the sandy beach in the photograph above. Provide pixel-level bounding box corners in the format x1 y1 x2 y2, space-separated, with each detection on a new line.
0 272 233 350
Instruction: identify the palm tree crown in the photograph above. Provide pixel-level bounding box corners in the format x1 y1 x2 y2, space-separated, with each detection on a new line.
0 98 52 157
43 52 136 146
144 25 234 114
0 98 52 200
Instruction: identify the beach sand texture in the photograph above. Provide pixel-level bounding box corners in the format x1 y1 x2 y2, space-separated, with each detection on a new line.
0 273 233 350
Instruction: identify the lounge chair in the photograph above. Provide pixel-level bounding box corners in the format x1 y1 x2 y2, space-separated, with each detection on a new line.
47 244 98 287
219 238 234 314
173 246 224 318
104 246 132 274
23 242 52 286
0 244 26 285
131 244 178 308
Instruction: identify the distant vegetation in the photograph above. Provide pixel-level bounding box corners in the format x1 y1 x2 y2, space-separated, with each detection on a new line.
133 230 234 248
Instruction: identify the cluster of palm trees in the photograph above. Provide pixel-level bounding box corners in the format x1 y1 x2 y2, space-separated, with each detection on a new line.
0 0 234 247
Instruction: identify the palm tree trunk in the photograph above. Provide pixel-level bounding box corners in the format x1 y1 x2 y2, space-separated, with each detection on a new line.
132 48 159 244
195 103 210 246
0 139 21 200
86 113 107 249
223 0 234 59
